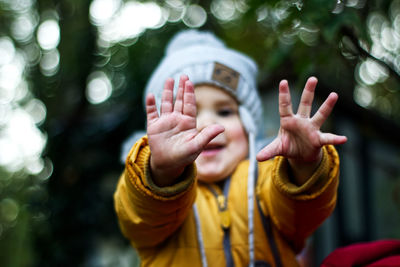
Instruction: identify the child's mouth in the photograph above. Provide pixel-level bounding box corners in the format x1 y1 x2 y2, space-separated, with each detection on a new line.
201 144 224 157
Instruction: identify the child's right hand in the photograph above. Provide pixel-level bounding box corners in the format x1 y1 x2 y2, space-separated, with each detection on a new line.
146 75 225 187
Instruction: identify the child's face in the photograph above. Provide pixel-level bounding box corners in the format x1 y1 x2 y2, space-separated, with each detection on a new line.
194 84 248 183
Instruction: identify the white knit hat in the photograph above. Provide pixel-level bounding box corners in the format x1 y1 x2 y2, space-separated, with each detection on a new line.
144 30 263 265
144 30 263 137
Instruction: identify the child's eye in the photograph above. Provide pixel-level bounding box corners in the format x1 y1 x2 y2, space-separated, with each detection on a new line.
217 108 235 117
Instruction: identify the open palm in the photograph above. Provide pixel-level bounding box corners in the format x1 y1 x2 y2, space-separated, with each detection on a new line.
256 77 347 163
146 75 224 184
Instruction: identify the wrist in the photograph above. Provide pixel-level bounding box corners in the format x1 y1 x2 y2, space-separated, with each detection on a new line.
150 156 185 187
287 148 323 186
289 148 323 166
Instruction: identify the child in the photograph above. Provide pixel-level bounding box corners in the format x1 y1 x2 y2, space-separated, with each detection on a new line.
114 30 347 266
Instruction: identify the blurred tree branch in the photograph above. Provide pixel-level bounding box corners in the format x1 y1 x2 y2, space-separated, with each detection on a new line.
341 26 400 81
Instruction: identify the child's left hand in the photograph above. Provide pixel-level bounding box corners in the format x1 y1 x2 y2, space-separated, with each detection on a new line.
256 77 347 165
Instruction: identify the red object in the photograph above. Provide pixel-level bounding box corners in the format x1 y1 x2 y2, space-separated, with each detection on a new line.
321 239 400 267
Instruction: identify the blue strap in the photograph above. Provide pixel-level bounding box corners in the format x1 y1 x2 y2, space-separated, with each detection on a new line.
253 155 281 267
255 195 282 267
222 178 234 267
207 177 234 266
223 228 234 266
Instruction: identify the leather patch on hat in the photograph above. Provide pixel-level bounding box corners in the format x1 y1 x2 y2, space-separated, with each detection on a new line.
212 62 239 91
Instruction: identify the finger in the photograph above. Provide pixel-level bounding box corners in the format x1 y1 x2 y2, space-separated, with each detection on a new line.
146 93 159 123
193 124 225 152
174 75 188 113
297 77 317 117
256 138 282 162
183 80 196 117
319 132 348 146
160 78 174 115
311 92 338 128
178 74 189 88
279 80 293 117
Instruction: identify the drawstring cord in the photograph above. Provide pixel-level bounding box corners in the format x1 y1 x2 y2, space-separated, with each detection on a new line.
194 204 208 267
247 132 257 266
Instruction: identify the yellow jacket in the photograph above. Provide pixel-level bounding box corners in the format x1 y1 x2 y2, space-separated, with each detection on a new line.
114 136 340 266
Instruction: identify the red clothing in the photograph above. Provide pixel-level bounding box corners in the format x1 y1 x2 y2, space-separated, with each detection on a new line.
322 239 400 266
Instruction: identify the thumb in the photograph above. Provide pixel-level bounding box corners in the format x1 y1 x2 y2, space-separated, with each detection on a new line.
256 138 282 162
193 124 225 151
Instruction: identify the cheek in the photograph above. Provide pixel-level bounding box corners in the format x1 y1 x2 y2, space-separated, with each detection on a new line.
226 123 248 156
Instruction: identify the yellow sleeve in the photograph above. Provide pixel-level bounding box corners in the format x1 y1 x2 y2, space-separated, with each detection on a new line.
113 136 197 249
260 145 339 251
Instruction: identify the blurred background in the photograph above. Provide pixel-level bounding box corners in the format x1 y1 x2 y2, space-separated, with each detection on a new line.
0 0 399 266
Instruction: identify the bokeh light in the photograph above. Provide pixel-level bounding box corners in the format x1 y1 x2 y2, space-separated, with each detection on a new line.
0 25 48 178
0 198 19 223
91 0 165 46
37 19 60 50
24 98 47 125
298 25 319 46
0 37 15 66
0 52 25 103
256 2 290 29
0 109 47 172
23 42 42 67
11 11 38 43
182 4 207 28
36 157 53 181
353 4 400 116
211 0 238 21
354 85 374 107
39 49 60 76
89 0 121 26
165 0 185 22
380 26 399 52
86 71 113 104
